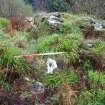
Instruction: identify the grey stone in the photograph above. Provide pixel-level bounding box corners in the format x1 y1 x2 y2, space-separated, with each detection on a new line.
31 81 45 93
51 12 61 17
48 15 61 29
93 22 103 31
82 16 105 31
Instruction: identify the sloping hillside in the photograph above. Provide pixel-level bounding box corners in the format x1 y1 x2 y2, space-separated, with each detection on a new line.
0 13 105 104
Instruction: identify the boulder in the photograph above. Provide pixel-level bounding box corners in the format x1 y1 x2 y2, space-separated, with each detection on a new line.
34 12 60 23
81 16 105 31
50 12 61 17
31 81 45 94
93 21 103 31
48 18 61 28
30 81 45 104
48 15 61 30
81 16 96 24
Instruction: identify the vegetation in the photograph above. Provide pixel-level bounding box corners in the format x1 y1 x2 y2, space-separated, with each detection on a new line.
0 13 105 104
26 0 105 18
41 69 78 89
0 1 105 104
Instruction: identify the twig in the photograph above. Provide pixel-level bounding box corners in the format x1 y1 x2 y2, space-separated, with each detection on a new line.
14 52 66 58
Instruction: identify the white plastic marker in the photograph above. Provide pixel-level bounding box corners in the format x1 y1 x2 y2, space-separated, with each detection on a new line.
46 58 57 74
14 52 65 58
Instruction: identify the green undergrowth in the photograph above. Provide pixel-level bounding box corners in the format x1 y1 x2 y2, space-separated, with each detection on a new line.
41 68 78 89
90 39 105 53
59 15 82 34
0 18 10 29
88 70 105 86
77 89 105 105
76 70 105 105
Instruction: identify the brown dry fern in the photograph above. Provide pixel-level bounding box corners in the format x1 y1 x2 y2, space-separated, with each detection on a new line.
59 82 77 105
